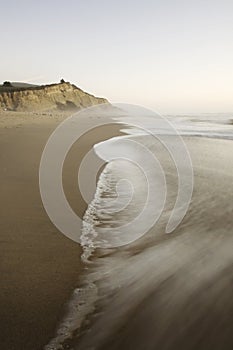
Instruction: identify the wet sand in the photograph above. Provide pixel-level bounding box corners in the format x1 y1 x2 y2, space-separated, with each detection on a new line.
69 135 233 350
0 111 121 350
1 110 233 350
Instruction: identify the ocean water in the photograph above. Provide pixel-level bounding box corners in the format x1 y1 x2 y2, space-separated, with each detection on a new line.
45 111 233 350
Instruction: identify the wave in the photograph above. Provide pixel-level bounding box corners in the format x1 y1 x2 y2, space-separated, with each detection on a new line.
44 114 233 350
44 162 120 350
74 136 233 350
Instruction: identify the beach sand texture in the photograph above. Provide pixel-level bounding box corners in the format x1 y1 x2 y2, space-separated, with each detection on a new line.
0 111 120 350
1 111 233 350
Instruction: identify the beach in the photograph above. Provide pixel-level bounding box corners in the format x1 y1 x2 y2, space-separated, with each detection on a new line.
0 111 121 350
73 134 233 350
1 1 233 348
1 110 233 350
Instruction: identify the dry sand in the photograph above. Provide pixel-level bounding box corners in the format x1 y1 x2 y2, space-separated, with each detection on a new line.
0 111 121 350
2 110 232 350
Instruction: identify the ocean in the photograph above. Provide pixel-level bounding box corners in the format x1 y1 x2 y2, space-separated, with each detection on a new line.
45 109 233 350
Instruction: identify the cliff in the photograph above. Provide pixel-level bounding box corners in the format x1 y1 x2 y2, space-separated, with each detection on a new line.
0 82 108 112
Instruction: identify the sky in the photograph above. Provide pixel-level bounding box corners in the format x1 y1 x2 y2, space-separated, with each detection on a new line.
1 0 233 113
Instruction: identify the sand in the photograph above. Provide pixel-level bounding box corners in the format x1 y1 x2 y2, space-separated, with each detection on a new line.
71 135 233 350
1 110 233 350
0 111 121 350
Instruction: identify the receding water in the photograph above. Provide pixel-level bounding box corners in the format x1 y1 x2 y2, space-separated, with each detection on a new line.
45 113 233 350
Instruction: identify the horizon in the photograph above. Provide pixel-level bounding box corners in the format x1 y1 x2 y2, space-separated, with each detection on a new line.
1 78 233 115
1 0 233 114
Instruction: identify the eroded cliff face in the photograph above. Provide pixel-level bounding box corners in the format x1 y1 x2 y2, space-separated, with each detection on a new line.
0 82 108 112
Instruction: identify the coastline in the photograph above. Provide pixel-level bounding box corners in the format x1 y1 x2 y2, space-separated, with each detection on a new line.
47 129 233 349
71 135 233 350
0 110 123 350
1 109 233 349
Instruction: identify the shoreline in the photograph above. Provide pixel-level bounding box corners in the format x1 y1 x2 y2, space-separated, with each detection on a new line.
0 110 123 350
67 135 233 350
1 110 233 349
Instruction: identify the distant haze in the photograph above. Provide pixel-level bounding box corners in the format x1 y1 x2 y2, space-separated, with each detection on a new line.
1 0 233 113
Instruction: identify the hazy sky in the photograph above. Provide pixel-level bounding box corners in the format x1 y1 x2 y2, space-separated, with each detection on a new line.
1 0 233 113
